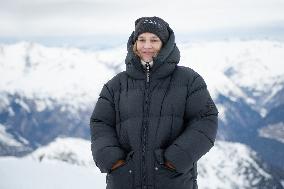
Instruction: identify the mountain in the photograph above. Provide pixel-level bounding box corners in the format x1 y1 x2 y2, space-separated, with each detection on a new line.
0 40 284 186
198 141 283 189
0 42 120 154
177 40 284 176
0 92 91 151
0 123 31 155
260 103 284 144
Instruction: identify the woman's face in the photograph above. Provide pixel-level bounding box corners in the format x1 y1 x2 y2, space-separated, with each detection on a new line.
136 32 162 62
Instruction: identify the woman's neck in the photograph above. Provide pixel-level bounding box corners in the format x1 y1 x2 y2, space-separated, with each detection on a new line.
141 59 154 68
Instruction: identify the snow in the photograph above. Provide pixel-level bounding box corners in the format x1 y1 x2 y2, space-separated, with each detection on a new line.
1 40 283 104
0 156 106 189
0 137 276 189
0 137 105 189
281 180 284 187
0 123 23 147
179 40 284 100
198 141 272 189
28 137 95 167
215 103 227 123
178 40 284 116
258 122 284 143
263 83 283 105
14 98 30 113
0 42 117 109
0 93 10 113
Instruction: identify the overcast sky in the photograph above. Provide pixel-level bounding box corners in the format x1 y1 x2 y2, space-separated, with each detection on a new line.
1 0 284 38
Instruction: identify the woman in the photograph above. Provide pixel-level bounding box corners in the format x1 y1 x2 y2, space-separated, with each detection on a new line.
90 16 218 189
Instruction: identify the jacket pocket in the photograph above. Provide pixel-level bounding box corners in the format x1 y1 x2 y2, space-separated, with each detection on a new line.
153 149 194 189
106 150 135 189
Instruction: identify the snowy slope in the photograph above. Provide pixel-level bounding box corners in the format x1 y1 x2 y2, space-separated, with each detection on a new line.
29 137 95 167
0 123 23 147
0 123 31 155
0 156 105 189
0 137 282 189
198 141 277 189
178 40 284 116
23 138 284 189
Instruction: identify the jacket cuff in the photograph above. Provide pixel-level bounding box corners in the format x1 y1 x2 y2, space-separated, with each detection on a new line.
164 144 194 173
96 147 126 173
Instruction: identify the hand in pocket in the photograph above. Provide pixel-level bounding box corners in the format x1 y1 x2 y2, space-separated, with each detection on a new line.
111 159 126 171
164 160 176 171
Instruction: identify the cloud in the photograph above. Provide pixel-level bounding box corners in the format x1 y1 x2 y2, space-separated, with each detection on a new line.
1 0 284 37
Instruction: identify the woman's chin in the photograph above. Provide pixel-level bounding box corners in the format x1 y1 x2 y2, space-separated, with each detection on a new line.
142 58 153 62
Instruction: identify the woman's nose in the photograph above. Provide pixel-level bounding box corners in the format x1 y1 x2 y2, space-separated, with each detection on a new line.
143 40 152 49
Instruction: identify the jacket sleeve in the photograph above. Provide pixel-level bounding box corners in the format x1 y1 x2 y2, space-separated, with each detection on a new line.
90 83 125 173
164 73 218 173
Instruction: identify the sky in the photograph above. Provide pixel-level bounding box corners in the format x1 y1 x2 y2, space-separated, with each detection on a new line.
0 0 284 46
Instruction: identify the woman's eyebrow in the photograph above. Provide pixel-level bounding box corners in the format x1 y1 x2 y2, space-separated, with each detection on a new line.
137 36 159 39
151 37 160 40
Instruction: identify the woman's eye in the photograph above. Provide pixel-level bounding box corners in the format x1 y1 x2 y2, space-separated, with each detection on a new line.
151 40 159 43
138 39 145 42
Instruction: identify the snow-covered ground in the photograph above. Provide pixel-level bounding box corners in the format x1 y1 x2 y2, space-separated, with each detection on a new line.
0 138 105 189
0 156 106 189
29 137 95 167
0 137 278 189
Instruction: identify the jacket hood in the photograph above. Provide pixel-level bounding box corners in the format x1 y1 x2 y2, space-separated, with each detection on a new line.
125 27 180 80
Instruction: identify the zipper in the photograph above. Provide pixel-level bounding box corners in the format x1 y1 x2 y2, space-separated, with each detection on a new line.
141 62 151 187
146 62 150 83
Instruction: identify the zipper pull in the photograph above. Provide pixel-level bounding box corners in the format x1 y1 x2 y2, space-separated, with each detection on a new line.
146 62 150 83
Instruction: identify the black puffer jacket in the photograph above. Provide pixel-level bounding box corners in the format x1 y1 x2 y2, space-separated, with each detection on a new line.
90 28 218 189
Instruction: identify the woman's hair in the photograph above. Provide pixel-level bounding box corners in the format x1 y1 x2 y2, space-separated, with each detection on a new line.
132 41 139 56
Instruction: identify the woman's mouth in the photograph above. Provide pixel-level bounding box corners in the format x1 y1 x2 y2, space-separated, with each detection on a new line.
142 52 154 55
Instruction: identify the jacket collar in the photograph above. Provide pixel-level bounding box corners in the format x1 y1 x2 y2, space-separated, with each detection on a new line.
125 28 180 80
